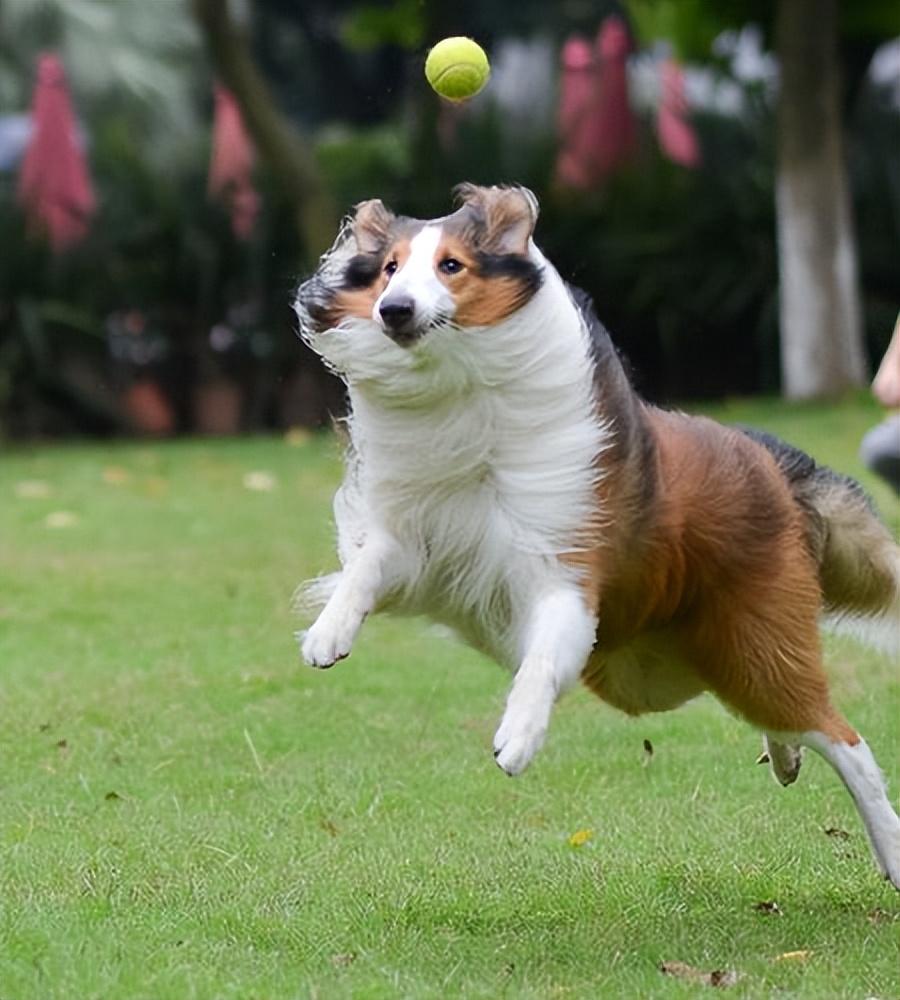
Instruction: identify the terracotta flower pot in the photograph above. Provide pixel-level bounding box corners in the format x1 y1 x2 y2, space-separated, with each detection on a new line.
121 378 176 437
193 378 243 435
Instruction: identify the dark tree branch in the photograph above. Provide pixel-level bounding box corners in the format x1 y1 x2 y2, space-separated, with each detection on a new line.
191 0 337 262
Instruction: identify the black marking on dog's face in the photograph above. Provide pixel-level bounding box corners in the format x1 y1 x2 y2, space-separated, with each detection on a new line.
474 251 543 299
342 252 385 290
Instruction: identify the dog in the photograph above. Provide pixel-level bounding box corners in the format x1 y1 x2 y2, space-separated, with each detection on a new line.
294 183 900 889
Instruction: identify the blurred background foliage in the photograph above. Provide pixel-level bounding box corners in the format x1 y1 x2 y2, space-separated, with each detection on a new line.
0 0 898 436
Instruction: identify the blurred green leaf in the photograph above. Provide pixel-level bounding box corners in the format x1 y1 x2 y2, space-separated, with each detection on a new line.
341 0 425 52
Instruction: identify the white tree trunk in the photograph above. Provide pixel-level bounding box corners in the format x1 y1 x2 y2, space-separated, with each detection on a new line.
775 0 866 399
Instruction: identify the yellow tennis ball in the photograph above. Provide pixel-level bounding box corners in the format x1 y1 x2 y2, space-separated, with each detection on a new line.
424 37 490 102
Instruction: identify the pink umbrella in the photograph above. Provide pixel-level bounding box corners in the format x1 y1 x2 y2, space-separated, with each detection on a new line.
657 58 701 168
208 85 260 240
591 17 636 176
17 53 96 253
556 35 596 189
556 17 636 190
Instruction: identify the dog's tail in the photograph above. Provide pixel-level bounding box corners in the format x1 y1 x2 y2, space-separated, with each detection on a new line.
742 428 900 654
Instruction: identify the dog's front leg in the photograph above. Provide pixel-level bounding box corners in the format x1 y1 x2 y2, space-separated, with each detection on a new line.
301 531 399 668
493 589 597 776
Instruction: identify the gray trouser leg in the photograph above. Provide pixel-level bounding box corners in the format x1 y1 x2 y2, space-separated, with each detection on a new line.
860 415 900 495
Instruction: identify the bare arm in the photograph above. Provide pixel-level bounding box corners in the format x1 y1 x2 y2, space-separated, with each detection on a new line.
872 315 900 409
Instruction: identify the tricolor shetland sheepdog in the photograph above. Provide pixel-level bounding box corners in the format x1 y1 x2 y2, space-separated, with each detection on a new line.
294 184 900 889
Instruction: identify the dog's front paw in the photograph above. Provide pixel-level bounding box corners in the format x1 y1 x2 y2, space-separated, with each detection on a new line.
299 617 354 669
492 698 551 776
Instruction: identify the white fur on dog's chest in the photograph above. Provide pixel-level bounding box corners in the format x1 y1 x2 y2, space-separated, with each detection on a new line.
362 412 580 664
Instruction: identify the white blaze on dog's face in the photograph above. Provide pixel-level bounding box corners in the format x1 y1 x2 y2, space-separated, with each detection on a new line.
296 185 544 345
373 225 452 342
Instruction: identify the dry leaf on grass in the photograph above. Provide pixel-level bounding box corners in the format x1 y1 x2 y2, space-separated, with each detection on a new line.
568 828 594 847
102 466 131 486
44 510 78 529
753 900 782 916
284 427 312 447
773 950 813 962
660 960 741 987
15 479 51 499
142 476 169 497
242 470 277 492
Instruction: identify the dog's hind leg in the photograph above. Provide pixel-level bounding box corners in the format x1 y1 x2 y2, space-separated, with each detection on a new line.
726 654 899 887
493 588 597 776
798 727 900 890
762 734 803 786
689 593 900 889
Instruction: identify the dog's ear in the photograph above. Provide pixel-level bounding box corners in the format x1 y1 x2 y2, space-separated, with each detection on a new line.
452 184 539 254
353 199 395 254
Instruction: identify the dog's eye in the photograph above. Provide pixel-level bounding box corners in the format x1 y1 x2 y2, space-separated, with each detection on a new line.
438 257 464 275
384 260 398 277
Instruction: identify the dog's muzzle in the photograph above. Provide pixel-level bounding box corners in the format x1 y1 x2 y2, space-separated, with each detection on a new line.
379 296 419 345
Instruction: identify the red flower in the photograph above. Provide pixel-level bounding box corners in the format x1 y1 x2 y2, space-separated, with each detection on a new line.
17 53 96 252
208 85 260 240
556 17 636 190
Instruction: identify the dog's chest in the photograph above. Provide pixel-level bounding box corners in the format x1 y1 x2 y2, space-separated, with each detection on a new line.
378 462 540 659
358 399 597 658
372 428 538 568
366 396 570 558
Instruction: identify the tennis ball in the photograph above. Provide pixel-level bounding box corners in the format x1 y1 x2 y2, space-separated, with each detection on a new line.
424 37 490 102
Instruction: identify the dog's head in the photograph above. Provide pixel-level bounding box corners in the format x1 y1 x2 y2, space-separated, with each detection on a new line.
296 184 543 346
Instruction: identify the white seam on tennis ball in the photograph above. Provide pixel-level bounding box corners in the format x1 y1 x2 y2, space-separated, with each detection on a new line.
433 66 485 85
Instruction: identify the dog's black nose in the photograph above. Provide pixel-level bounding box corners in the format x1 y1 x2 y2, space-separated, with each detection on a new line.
379 298 415 330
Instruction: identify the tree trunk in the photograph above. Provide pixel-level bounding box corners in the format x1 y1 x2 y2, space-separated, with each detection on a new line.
775 0 866 399
191 0 337 263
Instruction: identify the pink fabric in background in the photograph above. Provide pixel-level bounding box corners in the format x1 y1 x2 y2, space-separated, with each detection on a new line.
657 58 701 168
208 85 260 240
556 17 635 190
17 53 96 252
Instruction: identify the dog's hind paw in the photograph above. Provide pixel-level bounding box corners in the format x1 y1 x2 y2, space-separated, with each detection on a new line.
763 734 803 787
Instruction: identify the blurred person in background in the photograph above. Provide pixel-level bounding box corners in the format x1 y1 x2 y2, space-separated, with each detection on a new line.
860 314 900 494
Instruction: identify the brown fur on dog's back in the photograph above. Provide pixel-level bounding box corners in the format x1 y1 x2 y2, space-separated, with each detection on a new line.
580 410 857 742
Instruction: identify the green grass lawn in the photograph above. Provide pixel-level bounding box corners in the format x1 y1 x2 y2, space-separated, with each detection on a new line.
1 395 898 999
